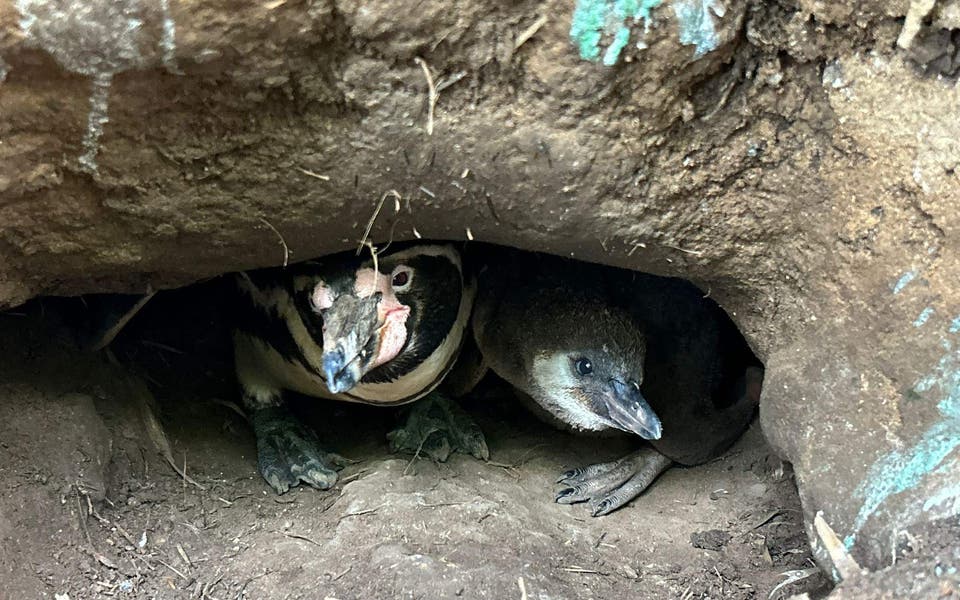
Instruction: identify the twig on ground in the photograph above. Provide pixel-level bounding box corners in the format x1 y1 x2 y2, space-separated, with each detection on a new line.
662 244 704 257
514 15 547 51
518 576 528 600
282 532 324 547
814 511 861 580
338 506 383 522
89 289 156 351
295 166 330 181
128 375 206 490
176 543 193 568
156 558 188 580
560 566 608 575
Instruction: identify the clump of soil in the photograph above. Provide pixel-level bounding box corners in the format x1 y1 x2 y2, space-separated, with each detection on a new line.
0 286 830 599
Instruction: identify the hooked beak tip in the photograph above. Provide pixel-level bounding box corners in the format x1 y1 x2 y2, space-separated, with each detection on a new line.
646 419 663 440
322 349 355 394
607 379 662 440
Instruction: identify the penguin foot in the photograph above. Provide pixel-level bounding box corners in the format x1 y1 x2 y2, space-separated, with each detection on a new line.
251 407 348 494
555 447 672 516
387 392 489 463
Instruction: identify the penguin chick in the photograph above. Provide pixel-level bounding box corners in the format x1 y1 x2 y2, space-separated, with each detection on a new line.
473 250 761 517
234 244 481 494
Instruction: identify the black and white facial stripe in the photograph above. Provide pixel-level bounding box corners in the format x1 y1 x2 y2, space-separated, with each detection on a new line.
234 244 473 407
235 259 360 386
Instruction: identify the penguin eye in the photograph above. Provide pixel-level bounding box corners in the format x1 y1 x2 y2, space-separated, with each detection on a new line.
391 267 413 291
574 357 593 376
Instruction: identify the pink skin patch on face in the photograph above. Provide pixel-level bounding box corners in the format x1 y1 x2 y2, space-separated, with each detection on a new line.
354 268 411 368
311 283 334 312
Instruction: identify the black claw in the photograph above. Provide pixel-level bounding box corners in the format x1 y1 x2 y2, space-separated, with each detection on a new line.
556 487 576 500
592 500 612 517
557 469 580 483
262 467 296 495
468 436 490 461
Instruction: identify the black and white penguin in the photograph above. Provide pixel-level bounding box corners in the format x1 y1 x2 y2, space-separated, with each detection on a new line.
472 250 762 516
234 244 484 494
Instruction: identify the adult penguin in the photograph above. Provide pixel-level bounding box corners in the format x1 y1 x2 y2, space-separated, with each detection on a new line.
234 244 486 494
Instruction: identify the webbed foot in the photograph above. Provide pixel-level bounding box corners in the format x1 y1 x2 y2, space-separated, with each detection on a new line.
387 392 489 462
252 407 348 494
555 447 672 516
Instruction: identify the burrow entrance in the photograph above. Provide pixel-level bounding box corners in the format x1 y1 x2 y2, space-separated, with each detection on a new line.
0 244 830 599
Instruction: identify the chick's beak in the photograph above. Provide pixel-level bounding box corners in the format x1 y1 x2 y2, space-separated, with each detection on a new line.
605 379 662 440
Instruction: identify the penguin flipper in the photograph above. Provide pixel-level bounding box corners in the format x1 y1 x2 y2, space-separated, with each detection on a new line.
387 391 489 462
555 447 673 516
251 406 348 494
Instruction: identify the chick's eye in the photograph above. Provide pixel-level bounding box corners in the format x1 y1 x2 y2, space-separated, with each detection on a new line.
574 358 593 376
392 270 409 288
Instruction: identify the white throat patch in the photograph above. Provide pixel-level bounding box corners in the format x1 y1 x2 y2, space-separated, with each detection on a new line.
530 355 613 432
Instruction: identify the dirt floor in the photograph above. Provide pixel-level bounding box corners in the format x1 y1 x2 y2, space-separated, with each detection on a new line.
0 285 832 599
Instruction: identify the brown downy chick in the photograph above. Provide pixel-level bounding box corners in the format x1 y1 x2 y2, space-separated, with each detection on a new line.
473 250 761 516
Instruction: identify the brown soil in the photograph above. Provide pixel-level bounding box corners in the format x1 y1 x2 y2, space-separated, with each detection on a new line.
0 286 830 599
4 0 960 579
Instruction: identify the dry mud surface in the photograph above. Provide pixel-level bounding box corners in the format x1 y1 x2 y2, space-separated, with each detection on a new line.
0 295 829 599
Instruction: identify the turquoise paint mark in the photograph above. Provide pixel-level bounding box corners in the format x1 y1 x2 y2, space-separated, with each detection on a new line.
571 0 605 61
844 336 960 549
602 22 633 65
893 270 918 294
673 0 721 58
570 0 663 65
914 307 935 328
950 316 960 334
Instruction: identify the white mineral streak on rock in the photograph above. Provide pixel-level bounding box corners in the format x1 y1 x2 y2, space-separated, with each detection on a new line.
14 0 146 173
80 73 114 173
158 0 181 74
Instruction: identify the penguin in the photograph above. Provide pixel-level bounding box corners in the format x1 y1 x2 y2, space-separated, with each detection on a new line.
472 250 763 516
234 243 486 494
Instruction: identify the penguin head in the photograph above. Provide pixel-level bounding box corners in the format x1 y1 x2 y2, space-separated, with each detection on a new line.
300 245 465 395
526 302 662 440
306 260 412 394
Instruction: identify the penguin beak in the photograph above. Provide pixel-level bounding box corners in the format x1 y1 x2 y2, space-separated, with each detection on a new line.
319 293 379 394
318 284 411 395
604 379 662 440
322 346 357 394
